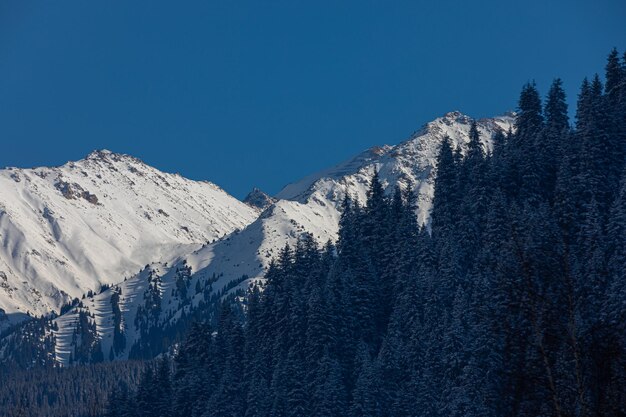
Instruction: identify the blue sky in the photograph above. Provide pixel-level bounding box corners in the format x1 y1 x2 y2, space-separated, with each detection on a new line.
1 1 625 198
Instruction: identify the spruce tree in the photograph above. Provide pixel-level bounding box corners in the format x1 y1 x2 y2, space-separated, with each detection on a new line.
515 81 544 145
540 78 570 198
431 136 459 237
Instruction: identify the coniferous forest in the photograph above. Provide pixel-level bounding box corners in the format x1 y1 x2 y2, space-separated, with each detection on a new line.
98 50 626 417
1 50 625 417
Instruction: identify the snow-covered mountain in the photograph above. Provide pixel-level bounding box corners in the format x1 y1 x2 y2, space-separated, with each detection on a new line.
172 111 515 293
29 111 514 365
0 150 260 318
0 111 515 365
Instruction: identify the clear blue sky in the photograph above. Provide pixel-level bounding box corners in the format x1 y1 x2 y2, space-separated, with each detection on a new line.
1 1 625 198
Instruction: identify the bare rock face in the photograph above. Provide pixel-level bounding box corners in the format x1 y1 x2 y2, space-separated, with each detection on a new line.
54 179 81 200
244 187 276 211
55 179 99 204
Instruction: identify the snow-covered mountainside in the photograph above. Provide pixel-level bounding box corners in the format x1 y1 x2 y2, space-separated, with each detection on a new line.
0 150 260 318
177 111 515 291
37 111 514 365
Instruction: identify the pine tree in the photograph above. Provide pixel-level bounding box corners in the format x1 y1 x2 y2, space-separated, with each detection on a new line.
153 357 173 417
457 120 487 266
607 169 626 318
173 322 215 417
350 345 381 417
514 82 544 200
206 303 245 417
601 169 626 416
515 81 545 145
135 366 157 417
111 289 126 357
575 75 612 212
605 48 622 108
605 49 626 196
310 348 347 417
540 78 570 198
465 120 489 217
431 136 459 237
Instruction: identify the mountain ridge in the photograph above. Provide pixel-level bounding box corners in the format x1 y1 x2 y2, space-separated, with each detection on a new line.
50 111 514 364
0 149 260 319
0 110 515 365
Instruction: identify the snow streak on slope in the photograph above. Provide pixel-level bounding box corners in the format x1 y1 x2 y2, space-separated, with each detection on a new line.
53 264 157 364
0 150 259 317
42 112 515 364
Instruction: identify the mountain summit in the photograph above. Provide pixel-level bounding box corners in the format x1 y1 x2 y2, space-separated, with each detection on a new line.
0 150 259 317
243 187 276 211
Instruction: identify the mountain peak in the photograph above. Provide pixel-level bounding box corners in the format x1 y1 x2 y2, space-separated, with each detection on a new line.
0 152 260 317
427 111 473 129
441 110 467 120
87 148 113 156
84 149 140 164
86 149 115 159
244 187 276 211
429 111 516 130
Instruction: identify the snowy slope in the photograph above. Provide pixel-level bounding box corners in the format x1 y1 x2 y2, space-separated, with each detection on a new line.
0 150 259 318
44 111 514 364
53 264 158 364
278 111 514 222
181 111 515 289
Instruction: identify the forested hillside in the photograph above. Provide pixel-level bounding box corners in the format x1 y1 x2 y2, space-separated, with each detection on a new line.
0 361 146 417
101 50 626 417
